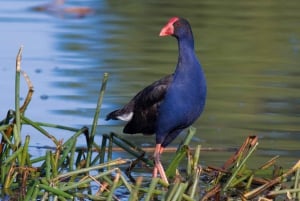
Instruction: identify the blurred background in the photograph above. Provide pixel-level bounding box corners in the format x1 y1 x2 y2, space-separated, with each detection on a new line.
0 0 299 167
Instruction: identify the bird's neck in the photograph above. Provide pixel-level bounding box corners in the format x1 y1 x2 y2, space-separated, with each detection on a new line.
178 35 194 49
176 37 199 71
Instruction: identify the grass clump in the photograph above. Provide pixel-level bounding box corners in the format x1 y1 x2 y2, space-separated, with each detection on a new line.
0 47 299 200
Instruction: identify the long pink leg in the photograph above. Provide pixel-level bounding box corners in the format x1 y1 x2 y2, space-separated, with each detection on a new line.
152 144 160 178
152 144 169 184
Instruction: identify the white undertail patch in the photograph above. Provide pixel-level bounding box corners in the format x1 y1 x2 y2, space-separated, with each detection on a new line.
117 112 133 121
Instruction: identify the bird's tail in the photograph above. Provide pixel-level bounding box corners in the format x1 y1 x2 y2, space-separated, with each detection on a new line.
106 109 133 122
105 109 121 120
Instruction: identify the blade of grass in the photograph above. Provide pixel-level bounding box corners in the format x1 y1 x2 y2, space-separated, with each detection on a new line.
165 181 180 201
111 132 147 154
182 194 195 201
13 124 21 150
144 178 159 201
119 172 132 192
39 183 73 199
0 124 11 132
31 184 40 200
57 138 77 168
99 134 108 165
293 166 300 199
45 150 51 180
188 167 201 199
86 73 109 167
60 168 120 191
172 183 188 201
108 134 113 165
193 145 201 170
107 170 121 201
0 128 14 147
223 141 259 191
24 180 39 201
180 127 196 148
3 146 23 165
165 127 196 177
63 126 88 147
4 163 17 188
187 145 201 198
244 160 300 199
165 145 189 177
112 134 152 165
129 176 142 201
54 158 129 182
69 137 77 171
223 136 258 169
20 135 30 166
26 121 79 132
50 151 58 177
259 155 279 170
21 115 59 145
14 46 23 147
19 70 34 113
30 155 46 164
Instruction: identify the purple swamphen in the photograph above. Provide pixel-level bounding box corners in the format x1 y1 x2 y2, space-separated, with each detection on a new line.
106 17 207 184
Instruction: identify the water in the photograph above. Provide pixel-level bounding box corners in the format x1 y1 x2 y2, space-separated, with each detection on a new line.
0 0 299 168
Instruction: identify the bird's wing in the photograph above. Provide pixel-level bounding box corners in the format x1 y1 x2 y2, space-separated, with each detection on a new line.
123 74 173 134
132 74 173 109
105 74 173 121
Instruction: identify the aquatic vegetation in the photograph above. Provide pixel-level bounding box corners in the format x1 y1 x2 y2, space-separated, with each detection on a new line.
0 47 299 200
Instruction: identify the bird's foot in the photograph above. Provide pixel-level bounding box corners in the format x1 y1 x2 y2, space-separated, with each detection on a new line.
153 144 169 185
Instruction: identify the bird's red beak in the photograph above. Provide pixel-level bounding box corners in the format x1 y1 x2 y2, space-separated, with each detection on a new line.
159 17 179 36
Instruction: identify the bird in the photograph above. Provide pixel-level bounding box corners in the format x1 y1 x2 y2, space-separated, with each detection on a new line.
32 0 93 18
106 17 207 184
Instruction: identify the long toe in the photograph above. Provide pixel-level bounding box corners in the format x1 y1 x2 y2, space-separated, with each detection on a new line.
156 162 168 184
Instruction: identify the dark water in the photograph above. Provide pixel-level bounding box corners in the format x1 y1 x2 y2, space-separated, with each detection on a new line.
0 0 299 167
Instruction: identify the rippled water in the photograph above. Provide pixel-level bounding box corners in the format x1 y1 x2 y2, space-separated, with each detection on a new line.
0 0 299 167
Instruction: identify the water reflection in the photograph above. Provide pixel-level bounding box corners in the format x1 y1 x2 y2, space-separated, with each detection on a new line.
0 0 299 167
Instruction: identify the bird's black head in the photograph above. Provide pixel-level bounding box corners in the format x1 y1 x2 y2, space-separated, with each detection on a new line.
159 17 193 40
